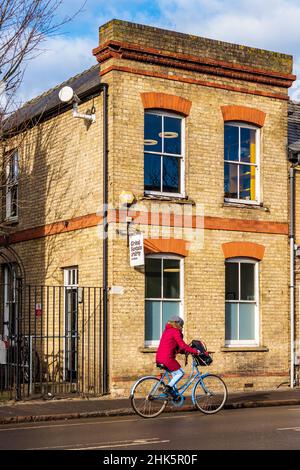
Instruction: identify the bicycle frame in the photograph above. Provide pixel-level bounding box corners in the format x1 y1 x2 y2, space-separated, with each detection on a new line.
156 358 211 404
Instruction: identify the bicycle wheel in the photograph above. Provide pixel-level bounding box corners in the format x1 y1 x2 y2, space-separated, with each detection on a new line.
130 376 167 418
193 374 227 414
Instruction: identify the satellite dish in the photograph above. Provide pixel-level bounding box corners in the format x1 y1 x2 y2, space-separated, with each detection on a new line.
58 86 75 103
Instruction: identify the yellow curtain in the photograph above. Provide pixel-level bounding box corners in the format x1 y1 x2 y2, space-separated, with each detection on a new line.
250 131 256 200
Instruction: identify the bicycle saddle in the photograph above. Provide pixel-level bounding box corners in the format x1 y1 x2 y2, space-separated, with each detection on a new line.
156 363 170 371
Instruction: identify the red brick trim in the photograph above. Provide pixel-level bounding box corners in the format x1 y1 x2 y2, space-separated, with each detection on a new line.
140 92 192 116
100 65 289 101
93 40 295 88
144 238 189 257
0 212 288 247
221 105 266 127
204 216 288 235
221 242 265 260
0 214 102 245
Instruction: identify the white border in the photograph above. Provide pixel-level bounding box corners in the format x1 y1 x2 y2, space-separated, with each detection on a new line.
224 122 261 205
144 253 184 347
225 257 259 347
144 110 185 198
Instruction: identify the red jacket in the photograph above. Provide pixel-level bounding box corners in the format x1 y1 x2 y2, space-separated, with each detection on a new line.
156 324 199 372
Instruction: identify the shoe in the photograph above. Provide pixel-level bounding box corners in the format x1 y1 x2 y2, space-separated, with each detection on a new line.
165 385 180 400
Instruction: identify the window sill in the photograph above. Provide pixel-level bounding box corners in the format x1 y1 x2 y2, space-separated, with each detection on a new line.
139 347 157 353
140 194 196 205
221 346 269 352
2 217 19 226
222 201 270 212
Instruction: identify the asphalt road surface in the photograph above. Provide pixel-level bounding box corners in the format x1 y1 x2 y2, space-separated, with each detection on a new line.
0 405 300 450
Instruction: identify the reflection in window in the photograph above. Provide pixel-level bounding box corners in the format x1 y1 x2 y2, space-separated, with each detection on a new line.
144 112 183 195
145 257 182 345
224 123 258 202
6 150 19 220
225 260 258 344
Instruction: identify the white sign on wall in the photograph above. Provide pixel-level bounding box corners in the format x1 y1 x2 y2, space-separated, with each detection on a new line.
129 233 144 267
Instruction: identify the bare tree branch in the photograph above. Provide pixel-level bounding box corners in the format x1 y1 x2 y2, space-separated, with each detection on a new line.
0 0 86 234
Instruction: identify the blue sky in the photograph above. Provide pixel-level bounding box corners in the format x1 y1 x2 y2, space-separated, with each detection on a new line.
17 0 300 104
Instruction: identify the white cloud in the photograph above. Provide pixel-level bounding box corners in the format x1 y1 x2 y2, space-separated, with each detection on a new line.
15 0 300 104
156 0 300 54
16 35 97 104
156 0 300 94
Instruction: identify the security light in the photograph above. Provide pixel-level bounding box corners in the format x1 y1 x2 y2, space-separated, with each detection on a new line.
58 85 96 123
58 86 80 104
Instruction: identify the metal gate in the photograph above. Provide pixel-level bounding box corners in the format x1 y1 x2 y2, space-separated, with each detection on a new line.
0 283 104 400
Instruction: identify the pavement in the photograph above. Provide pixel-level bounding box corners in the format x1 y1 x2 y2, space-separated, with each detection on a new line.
0 387 300 424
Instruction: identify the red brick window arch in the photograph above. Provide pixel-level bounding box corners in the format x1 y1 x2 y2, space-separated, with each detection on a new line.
144 238 189 257
141 92 192 116
221 105 266 128
221 242 265 260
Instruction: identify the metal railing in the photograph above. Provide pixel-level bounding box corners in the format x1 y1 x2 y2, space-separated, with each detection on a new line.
0 285 104 400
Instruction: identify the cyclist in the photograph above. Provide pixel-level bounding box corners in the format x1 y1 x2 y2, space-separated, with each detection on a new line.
156 315 200 399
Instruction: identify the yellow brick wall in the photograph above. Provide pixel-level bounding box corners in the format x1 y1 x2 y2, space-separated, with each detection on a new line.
3 95 103 231
104 47 290 395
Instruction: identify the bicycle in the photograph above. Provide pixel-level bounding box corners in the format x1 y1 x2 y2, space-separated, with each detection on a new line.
130 353 227 418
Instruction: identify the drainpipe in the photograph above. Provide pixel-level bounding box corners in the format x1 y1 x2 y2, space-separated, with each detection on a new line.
289 165 295 389
101 83 109 394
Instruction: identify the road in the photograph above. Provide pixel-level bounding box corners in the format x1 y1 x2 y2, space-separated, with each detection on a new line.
0 405 300 451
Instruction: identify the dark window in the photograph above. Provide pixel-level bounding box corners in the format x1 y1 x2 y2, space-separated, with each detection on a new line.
144 112 183 195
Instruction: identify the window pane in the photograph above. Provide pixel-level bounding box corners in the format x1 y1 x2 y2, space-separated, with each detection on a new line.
145 301 161 341
162 301 179 330
224 163 238 199
239 165 252 200
144 113 162 152
163 116 181 155
10 186 18 217
225 262 239 300
163 156 179 193
144 154 161 192
163 259 180 298
225 303 238 340
241 263 255 300
145 258 161 298
241 128 256 163
224 125 239 161
239 303 255 340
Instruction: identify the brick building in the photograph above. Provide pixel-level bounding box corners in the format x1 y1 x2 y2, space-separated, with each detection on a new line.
0 20 297 398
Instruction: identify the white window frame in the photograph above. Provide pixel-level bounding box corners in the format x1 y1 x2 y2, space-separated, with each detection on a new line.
5 150 19 221
144 110 185 198
225 258 259 347
63 267 78 381
224 122 260 205
64 267 78 288
145 254 184 347
3 265 17 339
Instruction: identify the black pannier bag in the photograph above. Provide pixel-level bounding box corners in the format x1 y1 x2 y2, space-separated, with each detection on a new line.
191 339 213 366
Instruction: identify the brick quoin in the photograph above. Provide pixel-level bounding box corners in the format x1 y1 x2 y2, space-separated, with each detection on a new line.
140 92 192 116
221 105 266 127
221 242 265 260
